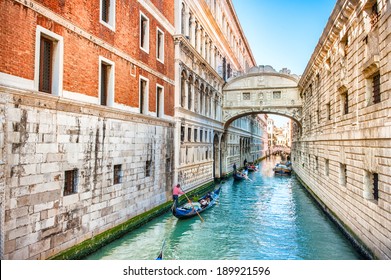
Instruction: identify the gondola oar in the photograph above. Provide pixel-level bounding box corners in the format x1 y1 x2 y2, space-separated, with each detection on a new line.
156 239 166 260
181 188 204 223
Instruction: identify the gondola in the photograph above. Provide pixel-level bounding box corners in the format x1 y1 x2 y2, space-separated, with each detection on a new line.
172 187 221 219
247 164 259 172
232 172 247 181
273 163 292 175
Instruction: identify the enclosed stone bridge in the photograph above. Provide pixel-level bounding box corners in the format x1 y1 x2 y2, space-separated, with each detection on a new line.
222 67 302 128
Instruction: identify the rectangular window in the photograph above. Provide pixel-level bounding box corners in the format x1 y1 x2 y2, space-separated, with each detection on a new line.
35 27 63 96
113 164 122 184
39 37 53 93
200 129 203 142
156 28 164 63
340 163 347 187
364 171 379 202
99 57 114 107
341 91 348 115
326 102 331 120
100 63 108 106
273 91 281 99
156 85 163 118
194 129 198 142
140 13 149 52
373 72 381 104
64 169 78 196
325 159 329 176
181 126 185 142
188 128 191 142
243 92 250 100
101 0 110 22
373 173 379 200
100 0 115 30
139 77 148 114
146 160 151 177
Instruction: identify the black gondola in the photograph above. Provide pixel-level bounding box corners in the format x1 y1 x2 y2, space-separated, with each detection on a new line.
172 187 221 219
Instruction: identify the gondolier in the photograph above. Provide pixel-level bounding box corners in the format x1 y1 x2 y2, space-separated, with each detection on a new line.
172 184 184 204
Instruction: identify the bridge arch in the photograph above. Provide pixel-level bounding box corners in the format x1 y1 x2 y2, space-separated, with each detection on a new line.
222 68 303 130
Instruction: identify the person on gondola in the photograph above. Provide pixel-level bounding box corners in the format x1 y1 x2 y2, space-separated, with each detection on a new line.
172 184 184 205
233 162 237 172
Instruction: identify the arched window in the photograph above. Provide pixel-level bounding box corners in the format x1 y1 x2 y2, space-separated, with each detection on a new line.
181 71 187 107
188 75 193 110
194 80 199 113
200 84 204 115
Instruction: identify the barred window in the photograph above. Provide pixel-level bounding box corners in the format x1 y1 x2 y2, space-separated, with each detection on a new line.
64 169 78 196
113 164 122 184
146 161 151 177
373 72 381 104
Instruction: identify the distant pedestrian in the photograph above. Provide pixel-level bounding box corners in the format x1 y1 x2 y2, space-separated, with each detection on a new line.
172 184 184 205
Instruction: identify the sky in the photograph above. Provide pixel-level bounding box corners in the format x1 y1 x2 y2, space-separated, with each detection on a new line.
231 0 337 127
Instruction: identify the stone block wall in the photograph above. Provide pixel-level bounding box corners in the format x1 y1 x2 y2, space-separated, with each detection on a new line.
293 0 391 259
1 87 174 259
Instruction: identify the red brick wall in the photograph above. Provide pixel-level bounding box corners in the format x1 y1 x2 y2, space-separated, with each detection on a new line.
0 0 174 116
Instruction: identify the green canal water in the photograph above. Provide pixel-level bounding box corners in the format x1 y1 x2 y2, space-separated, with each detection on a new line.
85 157 364 260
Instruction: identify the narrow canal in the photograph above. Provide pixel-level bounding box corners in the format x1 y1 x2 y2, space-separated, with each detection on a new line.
85 157 364 260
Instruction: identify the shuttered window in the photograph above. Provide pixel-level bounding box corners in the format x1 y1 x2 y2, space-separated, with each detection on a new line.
39 37 53 93
101 0 110 23
100 63 108 106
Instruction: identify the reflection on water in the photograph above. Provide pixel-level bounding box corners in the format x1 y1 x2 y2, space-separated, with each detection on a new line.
85 157 364 260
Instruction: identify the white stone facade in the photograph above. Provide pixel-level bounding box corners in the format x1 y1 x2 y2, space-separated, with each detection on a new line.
292 0 391 259
174 0 263 189
0 88 174 259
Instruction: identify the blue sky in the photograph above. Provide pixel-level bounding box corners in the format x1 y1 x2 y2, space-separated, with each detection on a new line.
231 0 336 126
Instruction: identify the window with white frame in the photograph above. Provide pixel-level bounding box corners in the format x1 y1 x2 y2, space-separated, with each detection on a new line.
140 12 149 53
35 26 64 96
139 76 149 114
156 28 164 63
156 85 164 118
100 0 115 30
99 57 114 106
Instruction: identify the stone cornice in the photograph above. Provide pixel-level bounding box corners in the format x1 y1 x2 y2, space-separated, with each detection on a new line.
299 0 359 89
1 86 175 128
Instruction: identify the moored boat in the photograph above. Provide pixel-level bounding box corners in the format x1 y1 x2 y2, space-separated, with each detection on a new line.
273 163 292 175
172 187 221 219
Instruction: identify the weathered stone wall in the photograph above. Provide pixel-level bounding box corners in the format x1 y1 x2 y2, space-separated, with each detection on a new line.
1 87 174 259
293 0 391 259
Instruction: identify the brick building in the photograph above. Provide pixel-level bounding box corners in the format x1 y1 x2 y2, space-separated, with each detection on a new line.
0 0 175 259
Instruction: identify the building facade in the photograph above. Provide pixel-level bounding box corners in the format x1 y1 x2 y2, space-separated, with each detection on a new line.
292 0 391 259
174 0 259 189
0 0 175 259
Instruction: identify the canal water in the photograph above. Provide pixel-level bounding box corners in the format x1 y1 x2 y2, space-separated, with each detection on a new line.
85 157 364 260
